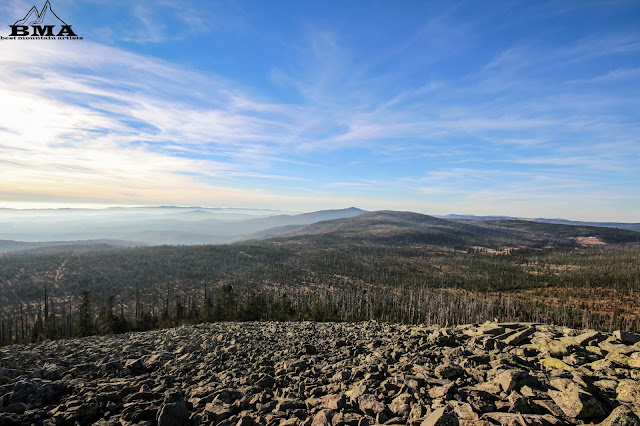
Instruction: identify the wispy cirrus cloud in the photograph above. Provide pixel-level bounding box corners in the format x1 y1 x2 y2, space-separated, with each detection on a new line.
0 41 303 206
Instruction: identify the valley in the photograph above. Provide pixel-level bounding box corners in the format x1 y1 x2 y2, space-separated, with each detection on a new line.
1 210 639 346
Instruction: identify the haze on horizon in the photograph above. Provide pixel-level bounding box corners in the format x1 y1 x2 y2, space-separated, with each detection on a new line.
1 0 639 222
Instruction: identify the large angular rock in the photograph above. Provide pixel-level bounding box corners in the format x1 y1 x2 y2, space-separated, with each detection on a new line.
358 394 385 415
62 402 101 423
494 369 528 393
0 368 20 379
345 384 367 402
321 394 347 410
600 341 637 355
614 331 640 345
284 359 309 372
421 407 458 426
481 412 563 425
275 399 306 412
330 411 363 426
532 336 577 357
157 391 189 426
144 351 175 370
448 401 477 421
435 363 465 379
205 401 236 422
124 357 147 375
629 353 640 369
477 323 506 336
597 405 640 426
42 381 70 405
312 409 335 426
617 379 640 404
429 383 455 398
540 357 574 371
255 374 276 388
9 379 43 409
548 378 607 420
389 393 414 418
570 330 605 346
502 326 536 346
0 413 21 426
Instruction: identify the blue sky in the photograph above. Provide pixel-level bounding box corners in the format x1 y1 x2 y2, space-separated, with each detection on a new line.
0 0 639 221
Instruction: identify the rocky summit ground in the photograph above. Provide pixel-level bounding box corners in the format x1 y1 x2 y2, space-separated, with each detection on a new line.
1 322 640 426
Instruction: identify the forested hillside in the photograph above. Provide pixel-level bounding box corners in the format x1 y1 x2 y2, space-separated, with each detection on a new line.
1 211 639 344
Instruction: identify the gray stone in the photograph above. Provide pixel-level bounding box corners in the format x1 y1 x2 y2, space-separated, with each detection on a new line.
275 398 307 412
358 394 385 415
435 363 465 379
495 369 528 393
421 407 458 426
0 413 21 426
256 374 276 388
617 380 640 404
548 378 607 420
205 401 236 422
389 393 414 417
157 402 189 426
331 411 362 426
614 331 640 345
9 379 43 409
502 326 536 346
322 393 347 410
312 409 335 426
597 405 640 426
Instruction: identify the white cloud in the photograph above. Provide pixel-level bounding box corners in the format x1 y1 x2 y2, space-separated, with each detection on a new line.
0 41 306 207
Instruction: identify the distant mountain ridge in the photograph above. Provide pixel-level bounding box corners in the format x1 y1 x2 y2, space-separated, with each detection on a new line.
2 206 639 250
532 217 640 232
438 214 640 232
438 214 519 221
241 207 366 228
0 239 141 255
0 207 368 250
254 210 640 248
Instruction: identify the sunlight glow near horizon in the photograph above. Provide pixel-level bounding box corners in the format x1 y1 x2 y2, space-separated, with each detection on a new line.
0 202 146 210
1 0 639 222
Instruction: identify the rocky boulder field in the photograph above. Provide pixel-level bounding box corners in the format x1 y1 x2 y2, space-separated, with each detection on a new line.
1 321 640 426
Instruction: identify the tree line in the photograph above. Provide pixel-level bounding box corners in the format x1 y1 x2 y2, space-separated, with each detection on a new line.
1 240 639 345
2 278 638 346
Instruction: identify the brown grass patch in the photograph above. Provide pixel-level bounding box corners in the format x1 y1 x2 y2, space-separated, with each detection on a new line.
440 286 640 321
513 286 640 320
574 236 607 246
524 263 583 275
471 246 518 255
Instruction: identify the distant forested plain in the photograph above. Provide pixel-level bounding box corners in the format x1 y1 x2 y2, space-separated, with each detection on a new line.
1 211 639 344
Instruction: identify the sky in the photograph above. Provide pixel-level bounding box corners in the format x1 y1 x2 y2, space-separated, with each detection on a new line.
0 0 639 221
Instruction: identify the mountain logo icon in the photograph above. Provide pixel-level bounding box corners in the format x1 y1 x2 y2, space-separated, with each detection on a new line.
14 0 67 27
4 0 81 39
